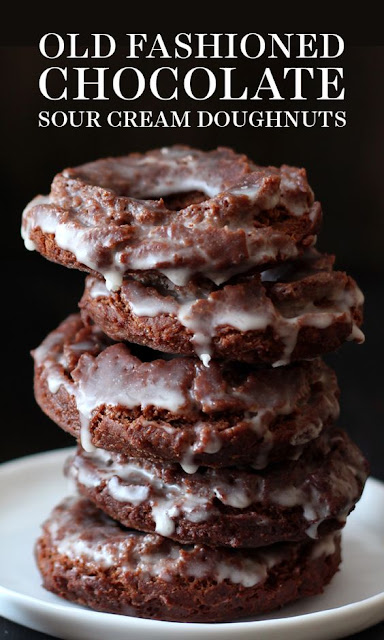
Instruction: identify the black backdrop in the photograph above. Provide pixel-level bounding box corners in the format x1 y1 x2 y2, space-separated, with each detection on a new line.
0 23 383 640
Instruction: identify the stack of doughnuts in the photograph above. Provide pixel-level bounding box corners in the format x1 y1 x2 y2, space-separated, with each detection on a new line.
22 146 368 623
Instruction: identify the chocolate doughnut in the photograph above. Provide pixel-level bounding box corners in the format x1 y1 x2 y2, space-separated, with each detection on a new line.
36 496 342 622
22 146 322 290
33 314 340 470
66 428 368 548
79 249 364 365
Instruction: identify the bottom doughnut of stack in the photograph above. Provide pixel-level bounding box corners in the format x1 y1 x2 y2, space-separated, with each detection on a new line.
36 497 342 623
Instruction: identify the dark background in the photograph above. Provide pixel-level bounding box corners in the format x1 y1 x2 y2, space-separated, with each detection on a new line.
0 25 383 640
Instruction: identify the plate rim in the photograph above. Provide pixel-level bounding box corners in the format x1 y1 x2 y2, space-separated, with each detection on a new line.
0 448 384 636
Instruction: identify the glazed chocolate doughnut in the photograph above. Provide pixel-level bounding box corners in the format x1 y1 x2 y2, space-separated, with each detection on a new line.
80 249 364 365
66 428 368 548
36 497 342 622
33 314 340 470
21 146 322 290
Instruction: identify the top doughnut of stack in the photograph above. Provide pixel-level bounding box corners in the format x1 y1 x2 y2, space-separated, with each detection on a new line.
22 145 322 288
22 145 364 366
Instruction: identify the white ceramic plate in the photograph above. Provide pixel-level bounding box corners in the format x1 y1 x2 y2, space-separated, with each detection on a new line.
0 448 383 640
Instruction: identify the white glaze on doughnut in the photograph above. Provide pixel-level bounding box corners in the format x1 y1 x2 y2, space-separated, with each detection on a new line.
309 532 338 559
